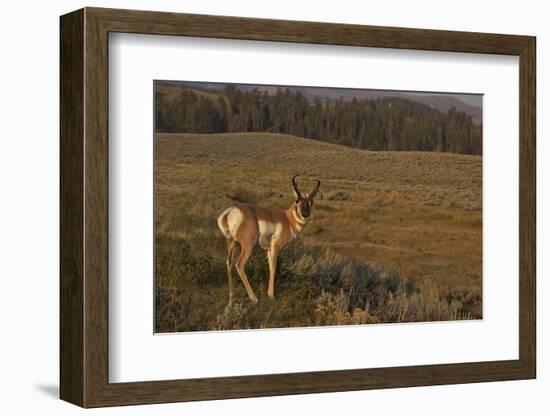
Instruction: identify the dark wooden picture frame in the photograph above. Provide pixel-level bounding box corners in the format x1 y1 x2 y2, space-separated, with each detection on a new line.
60 7 536 408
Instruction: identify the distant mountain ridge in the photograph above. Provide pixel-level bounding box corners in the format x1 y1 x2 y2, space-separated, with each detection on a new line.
300 88 482 125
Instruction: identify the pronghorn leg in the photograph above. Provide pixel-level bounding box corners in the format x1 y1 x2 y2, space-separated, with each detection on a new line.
235 244 258 304
267 246 280 299
225 239 237 305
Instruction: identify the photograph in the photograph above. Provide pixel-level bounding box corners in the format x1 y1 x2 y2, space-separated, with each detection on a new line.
154 80 483 333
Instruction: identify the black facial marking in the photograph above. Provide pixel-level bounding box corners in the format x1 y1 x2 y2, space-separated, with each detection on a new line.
298 197 312 218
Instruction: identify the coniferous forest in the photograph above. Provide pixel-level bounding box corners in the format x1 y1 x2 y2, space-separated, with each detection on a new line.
155 83 482 155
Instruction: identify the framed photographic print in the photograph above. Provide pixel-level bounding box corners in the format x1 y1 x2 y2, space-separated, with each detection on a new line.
60 7 536 408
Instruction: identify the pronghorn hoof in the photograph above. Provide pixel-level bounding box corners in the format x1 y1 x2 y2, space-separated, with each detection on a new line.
250 296 259 304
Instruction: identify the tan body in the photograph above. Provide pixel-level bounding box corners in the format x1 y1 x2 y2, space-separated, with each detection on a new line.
217 176 320 304
217 203 306 303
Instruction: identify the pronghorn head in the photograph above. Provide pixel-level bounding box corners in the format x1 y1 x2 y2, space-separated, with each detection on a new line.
292 175 321 219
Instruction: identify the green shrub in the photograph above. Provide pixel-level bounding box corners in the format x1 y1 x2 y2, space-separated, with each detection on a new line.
155 232 477 332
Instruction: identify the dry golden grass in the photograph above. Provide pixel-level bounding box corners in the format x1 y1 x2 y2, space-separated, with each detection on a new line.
157 133 481 286
155 132 482 331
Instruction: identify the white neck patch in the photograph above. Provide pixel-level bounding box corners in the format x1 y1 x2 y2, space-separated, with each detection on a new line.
293 207 307 227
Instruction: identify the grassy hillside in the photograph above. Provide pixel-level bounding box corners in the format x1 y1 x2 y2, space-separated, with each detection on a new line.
155 132 482 332
155 81 226 103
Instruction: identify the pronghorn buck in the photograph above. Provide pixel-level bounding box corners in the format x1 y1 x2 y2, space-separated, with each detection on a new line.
217 176 320 304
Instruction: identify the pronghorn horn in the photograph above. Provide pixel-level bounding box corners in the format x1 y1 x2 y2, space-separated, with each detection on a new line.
308 180 321 198
292 175 301 199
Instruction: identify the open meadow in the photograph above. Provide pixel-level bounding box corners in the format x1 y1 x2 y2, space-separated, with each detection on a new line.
155 132 482 332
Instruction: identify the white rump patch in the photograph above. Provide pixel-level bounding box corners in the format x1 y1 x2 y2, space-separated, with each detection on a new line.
216 206 244 240
217 206 243 239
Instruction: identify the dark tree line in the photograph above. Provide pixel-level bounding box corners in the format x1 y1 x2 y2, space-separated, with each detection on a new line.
155 86 482 155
